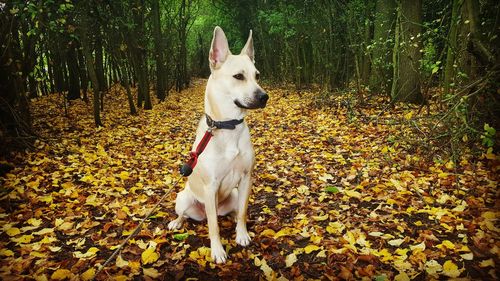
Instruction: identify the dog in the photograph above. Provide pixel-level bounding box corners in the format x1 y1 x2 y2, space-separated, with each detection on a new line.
168 26 268 263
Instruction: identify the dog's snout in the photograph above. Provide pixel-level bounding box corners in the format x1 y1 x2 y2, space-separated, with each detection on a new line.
257 91 269 105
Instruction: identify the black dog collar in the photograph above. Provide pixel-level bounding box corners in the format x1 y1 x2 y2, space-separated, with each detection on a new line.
205 114 244 130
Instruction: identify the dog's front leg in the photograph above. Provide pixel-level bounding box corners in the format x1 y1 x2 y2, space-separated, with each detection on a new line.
235 172 252 246
205 183 227 263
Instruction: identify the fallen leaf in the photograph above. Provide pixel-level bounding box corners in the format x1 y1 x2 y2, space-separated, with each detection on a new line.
442 260 461 278
51 269 72 280
304 244 321 254
141 244 159 265
80 268 95 281
73 247 99 259
143 268 160 278
285 253 297 267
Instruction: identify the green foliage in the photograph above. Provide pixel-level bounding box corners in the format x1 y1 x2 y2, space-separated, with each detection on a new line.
481 124 496 148
324 186 339 193
421 40 440 76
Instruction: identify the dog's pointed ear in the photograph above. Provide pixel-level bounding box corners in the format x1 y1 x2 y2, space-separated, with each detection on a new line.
240 30 254 63
209 26 230 70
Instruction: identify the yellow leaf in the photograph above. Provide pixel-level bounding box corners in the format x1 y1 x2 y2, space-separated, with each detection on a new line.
319 173 333 182
0 249 14 257
39 195 53 204
438 172 449 178
257 257 275 280
6 227 20 237
114 276 128 281
441 240 455 249
85 194 98 206
425 260 442 275
394 272 410 281
460 253 473 260
410 242 426 252
274 227 299 239
388 238 405 247
443 260 461 278
80 268 95 281
143 268 160 278
73 247 99 259
285 253 297 267
34 274 48 281
55 218 64 227
57 222 74 231
344 189 362 199
119 171 130 180
304 244 321 254
312 213 328 221
27 180 40 190
11 234 34 244
481 211 496 220
116 255 129 268
51 269 72 280
309 234 322 244
28 218 42 227
33 228 54 235
141 245 159 265
404 111 413 120
479 258 494 267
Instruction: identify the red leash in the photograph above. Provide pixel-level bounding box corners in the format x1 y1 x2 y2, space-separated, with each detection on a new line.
180 115 244 177
180 130 213 176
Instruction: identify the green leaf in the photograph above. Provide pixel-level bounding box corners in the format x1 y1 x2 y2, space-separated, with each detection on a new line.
173 233 189 241
431 66 439 74
374 275 387 281
325 186 339 193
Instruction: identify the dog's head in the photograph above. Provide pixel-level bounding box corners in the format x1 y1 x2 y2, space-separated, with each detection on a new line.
208 26 268 110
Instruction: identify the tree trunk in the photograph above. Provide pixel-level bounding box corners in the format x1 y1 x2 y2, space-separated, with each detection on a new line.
0 6 33 150
361 18 372 84
176 0 191 92
77 47 89 102
152 0 167 101
443 0 463 99
370 0 396 93
391 0 425 104
66 41 81 100
77 13 103 127
115 56 138 115
130 0 152 109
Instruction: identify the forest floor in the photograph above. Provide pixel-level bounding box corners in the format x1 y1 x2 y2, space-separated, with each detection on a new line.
0 80 498 281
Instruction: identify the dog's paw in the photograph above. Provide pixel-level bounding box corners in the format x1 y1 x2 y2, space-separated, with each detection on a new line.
167 217 184 230
210 242 227 264
236 229 251 246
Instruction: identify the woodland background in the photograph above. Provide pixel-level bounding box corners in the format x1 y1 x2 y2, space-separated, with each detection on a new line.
1 0 499 153
0 0 499 280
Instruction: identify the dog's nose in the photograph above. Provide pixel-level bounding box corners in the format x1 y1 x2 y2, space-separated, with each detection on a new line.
258 92 269 105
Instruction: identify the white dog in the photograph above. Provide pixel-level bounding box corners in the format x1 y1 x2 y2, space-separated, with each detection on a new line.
168 26 268 263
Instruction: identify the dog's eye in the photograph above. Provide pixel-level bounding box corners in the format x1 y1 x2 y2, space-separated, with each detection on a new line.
233 73 245 80
255 73 260 80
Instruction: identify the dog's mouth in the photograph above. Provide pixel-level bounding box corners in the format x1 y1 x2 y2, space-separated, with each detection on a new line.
234 93 269 109
234 99 267 109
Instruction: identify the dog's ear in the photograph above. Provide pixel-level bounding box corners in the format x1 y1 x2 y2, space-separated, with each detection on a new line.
209 26 230 70
240 30 254 63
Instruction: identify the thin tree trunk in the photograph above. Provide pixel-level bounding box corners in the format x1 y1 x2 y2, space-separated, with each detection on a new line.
78 19 103 127
67 41 81 100
152 0 167 101
370 0 396 93
443 0 463 98
391 0 425 104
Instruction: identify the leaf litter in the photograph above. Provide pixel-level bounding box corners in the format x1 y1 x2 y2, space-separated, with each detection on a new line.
0 80 498 280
